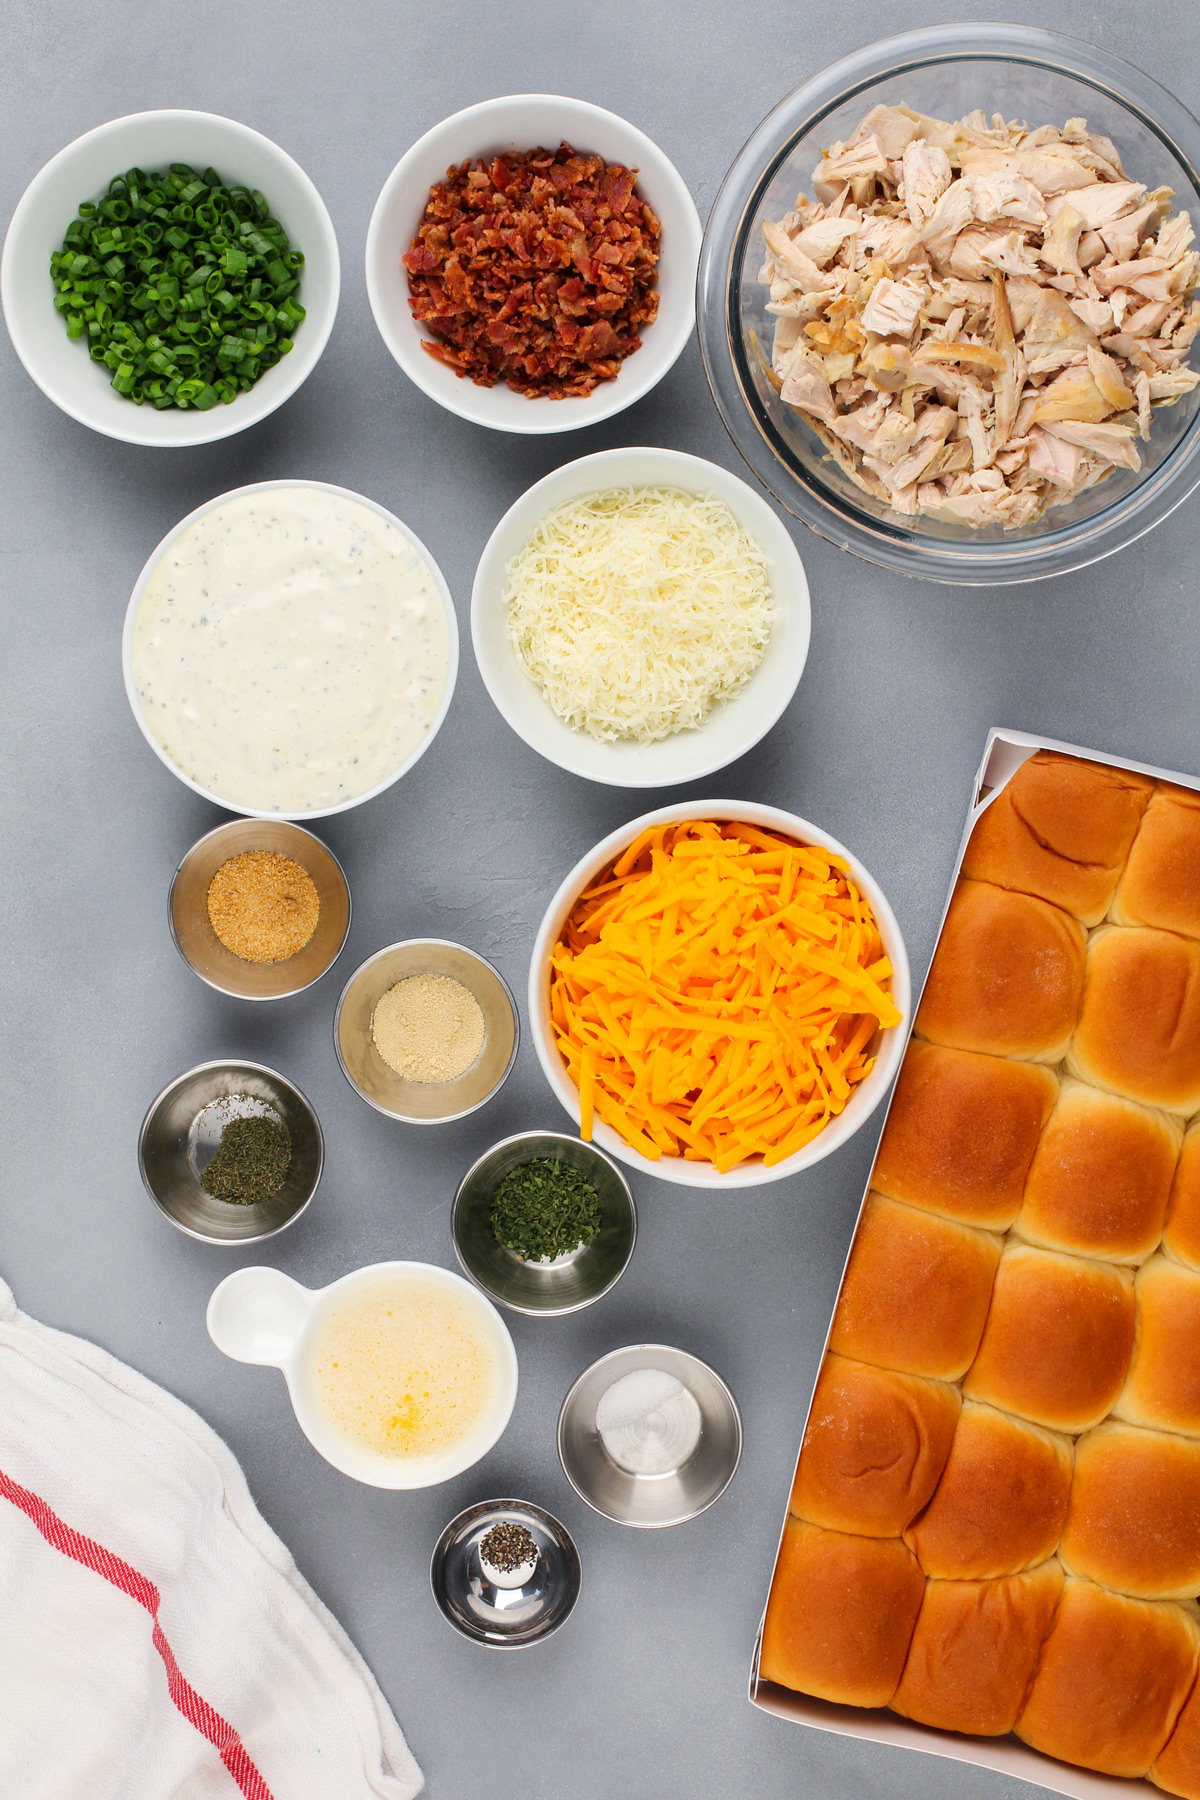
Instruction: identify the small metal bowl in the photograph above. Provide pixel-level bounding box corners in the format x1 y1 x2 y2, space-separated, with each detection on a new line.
430 1498 581 1648
558 1344 743 1529
452 1132 636 1316
169 818 351 1001
138 1059 323 1244
334 939 519 1124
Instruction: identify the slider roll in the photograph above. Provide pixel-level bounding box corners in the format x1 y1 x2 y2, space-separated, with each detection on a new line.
916 881 1085 1064
1153 1669 1200 1799
1164 1125 1200 1271
903 1401 1073 1580
1067 926 1200 1115
1116 1257 1200 1437
1012 1079 1181 1265
759 1519 925 1708
790 1355 961 1537
1059 1422 1200 1601
873 1042 1057 1230
1015 1578 1200 1778
828 1196 1002 1382
962 1244 1135 1433
1112 782 1200 941
890 1560 1063 1736
962 750 1151 926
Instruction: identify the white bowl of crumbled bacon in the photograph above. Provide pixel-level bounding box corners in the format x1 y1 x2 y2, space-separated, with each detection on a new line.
365 94 702 433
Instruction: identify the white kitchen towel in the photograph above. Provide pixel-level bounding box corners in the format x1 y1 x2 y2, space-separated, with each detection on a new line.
0 1275 423 1800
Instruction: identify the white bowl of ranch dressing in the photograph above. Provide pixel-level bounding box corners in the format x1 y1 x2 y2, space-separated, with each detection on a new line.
123 480 459 819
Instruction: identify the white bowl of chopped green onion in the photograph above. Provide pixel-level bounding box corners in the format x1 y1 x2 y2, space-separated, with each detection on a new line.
1 109 339 446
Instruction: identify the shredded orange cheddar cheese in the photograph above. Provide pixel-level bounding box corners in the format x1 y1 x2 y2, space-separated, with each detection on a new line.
550 820 902 1174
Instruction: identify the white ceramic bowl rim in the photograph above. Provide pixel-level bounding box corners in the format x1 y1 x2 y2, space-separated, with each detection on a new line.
364 93 702 435
528 800 911 1189
470 445 811 788
121 478 460 821
2 109 340 447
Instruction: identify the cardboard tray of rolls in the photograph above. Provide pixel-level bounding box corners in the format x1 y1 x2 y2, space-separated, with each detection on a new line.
751 728 1200 1800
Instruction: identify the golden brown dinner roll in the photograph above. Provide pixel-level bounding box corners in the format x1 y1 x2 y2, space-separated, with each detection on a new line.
904 1401 1072 1579
1152 1670 1200 1798
1068 926 1200 1114
962 1244 1135 1433
759 1518 926 1707
790 1355 961 1537
890 1560 1064 1736
1116 1257 1200 1437
828 1195 1002 1382
872 1042 1058 1230
1113 782 1200 941
1015 1578 1199 1777
962 751 1152 926
1165 1125 1200 1271
1059 1422 1200 1600
915 880 1086 1063
1013 1079 1181 1263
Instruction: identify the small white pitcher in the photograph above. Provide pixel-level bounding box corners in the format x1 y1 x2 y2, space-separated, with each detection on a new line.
207 1259 518 1489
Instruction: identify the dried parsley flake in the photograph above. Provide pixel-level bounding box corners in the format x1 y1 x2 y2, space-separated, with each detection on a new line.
489 1158 601 1261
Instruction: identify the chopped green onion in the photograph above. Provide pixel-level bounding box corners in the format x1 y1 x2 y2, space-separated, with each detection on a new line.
50 161 304 411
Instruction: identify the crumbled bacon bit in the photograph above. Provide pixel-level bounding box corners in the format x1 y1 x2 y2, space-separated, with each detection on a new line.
403 143 661 399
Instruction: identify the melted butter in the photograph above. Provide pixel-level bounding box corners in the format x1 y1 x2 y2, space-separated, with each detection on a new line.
131 487 450 812
309 1276 498 1465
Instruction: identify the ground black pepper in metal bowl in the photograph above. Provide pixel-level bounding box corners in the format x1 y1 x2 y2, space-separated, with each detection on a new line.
479 1520 539 1575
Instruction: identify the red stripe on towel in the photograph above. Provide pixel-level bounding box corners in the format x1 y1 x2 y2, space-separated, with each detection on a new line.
0 1465 275 1800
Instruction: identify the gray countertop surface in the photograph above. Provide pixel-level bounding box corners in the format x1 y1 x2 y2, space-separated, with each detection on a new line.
3 3 1200 1796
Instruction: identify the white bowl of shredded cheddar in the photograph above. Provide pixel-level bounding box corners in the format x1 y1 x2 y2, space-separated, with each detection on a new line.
471 447 811 787
529 802 910 1189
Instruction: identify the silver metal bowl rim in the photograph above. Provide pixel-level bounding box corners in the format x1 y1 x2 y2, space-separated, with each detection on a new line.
429 1495 582 1648
167 818 353 1002
332 938 521 1124
451 1130 638 1317
137 1057 325 1245
557 1342 745 1529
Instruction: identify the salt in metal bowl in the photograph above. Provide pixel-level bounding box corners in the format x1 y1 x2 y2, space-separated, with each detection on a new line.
452 1131 636 1316
138 1059 323 1244
430 1498 581 1648
558 1343 743 1529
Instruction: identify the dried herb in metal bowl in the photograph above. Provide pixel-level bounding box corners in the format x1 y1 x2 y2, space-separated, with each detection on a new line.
200 1113 292 1206
489 1158 601 1262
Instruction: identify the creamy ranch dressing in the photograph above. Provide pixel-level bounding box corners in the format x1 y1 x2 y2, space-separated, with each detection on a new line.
132 487 450 813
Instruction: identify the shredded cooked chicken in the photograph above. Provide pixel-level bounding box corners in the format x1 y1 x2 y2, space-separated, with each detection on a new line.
760 105 1200 527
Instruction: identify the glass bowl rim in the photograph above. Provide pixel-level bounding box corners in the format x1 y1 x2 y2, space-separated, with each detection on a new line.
696 21 1200 585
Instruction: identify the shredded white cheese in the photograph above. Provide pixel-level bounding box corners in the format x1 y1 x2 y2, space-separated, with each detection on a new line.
502 486 775 744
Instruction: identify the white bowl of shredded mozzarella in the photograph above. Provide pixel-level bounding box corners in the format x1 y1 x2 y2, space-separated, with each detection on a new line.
470 447 811 787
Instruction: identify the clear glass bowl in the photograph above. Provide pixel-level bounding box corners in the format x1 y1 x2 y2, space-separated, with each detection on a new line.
697 24 1200 584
